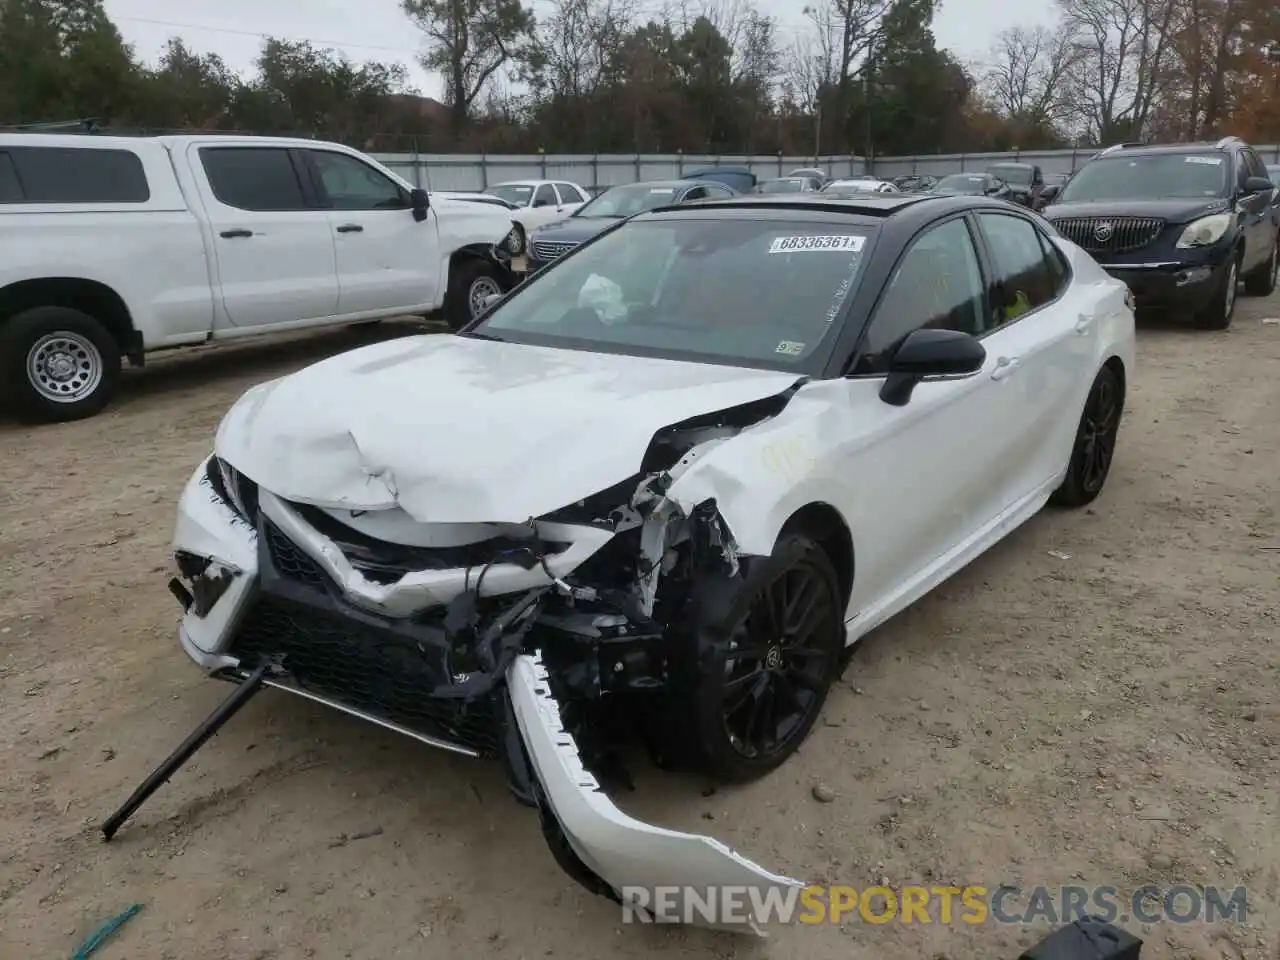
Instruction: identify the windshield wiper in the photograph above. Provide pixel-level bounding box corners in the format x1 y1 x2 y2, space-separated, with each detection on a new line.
461 330 510 342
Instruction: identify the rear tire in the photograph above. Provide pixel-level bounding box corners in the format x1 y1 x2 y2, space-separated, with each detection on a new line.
0 306 122 423
1050 364 1123 508
1194 257 1238 330
1242 238 1278 297
443 258 503 331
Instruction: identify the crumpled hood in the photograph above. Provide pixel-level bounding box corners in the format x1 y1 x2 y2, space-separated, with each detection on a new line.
215 335 803 524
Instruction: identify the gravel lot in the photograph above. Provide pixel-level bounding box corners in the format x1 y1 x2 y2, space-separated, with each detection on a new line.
2 298 1278 960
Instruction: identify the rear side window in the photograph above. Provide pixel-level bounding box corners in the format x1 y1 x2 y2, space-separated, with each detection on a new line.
1040 231 1071 297
977 213 1057 326
555 182 586 204
0 147 150 203
533 184 557 207
0 153 21 202
200 147 307 212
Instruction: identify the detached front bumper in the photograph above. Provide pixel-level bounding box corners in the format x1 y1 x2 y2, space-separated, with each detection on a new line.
169 457 804 929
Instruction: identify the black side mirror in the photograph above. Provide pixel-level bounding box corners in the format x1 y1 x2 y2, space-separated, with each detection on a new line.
410 187 430 222
1243 176 1273 194
879 328 986 406
1041 185 1061 201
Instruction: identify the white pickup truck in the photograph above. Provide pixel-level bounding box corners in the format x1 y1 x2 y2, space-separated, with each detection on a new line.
0 133 518 423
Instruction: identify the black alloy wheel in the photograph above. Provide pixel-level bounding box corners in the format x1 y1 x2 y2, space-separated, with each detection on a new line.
676 534 845 782
1051 364 1123 508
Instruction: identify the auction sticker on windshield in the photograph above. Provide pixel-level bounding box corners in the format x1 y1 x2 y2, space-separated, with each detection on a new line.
1184 156 1223 165
769 235 866 253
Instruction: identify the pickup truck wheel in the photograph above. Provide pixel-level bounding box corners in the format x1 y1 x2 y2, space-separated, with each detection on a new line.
505 224 526 256
0 306 122 423
444 258 502 331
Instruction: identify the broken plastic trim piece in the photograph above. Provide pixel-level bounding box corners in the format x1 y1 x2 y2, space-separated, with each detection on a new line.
506 653 805 933
258 490 612 618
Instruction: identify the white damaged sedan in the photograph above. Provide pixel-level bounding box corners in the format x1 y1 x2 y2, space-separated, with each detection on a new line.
151 192 1134 927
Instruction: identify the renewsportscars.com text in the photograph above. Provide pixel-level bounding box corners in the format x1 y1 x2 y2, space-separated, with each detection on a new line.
620 884 1249 927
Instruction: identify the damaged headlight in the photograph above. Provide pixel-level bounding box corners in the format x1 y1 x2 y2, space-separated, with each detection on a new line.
205 456 258 522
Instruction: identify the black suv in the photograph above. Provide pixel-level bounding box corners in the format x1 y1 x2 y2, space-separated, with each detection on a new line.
1042 137 1279 329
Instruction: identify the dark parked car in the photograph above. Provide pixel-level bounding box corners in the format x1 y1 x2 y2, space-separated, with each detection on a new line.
986 162 1045 209
1042 136 1279 329
1037 173 1071 205
930 173 1012 200
786 166 830 186
756 176 823 194
681 165 758 193
892 174 938 192
525 179 737 271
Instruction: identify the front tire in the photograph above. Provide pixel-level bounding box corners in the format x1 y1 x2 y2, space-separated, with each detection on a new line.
505 223 526 258
443 258 503 331
1194 257 1238 330
1050 363 1123 508
665 534 845 783
1242 237 1278 297
0 306 122 423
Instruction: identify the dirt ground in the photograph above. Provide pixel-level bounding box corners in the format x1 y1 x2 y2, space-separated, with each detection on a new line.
1 297 1278 960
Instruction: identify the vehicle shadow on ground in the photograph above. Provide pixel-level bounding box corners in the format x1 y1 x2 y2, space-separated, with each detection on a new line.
1135 294 1273 333
0 319 445 428
117 319 444 403
162 683 754 951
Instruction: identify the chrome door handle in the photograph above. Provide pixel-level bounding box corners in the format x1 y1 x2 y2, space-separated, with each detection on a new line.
991 356 1020 381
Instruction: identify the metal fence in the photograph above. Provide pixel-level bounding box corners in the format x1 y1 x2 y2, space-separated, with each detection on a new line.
369 153 870 191
371 145 1280 191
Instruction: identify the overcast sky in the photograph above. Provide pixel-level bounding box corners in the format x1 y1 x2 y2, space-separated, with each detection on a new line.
103 0 1059 99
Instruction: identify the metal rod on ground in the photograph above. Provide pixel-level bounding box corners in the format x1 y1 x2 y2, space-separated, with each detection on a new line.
100 663 269 841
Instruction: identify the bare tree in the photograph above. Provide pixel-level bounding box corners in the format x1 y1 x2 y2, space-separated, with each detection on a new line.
1057 0 1179 141
402 0 537 134
807 0 896 94
534 0 639 98
980 24 1079 129
788 4 837 114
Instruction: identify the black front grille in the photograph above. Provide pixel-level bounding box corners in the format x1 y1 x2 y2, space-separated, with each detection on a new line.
1051 216 1165 255
264 521 327 587
230 597 502 756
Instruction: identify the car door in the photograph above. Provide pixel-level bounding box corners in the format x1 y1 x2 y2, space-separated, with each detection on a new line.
972 210 1091 502
837 215 1014 615
522 183 562 231
304 148 437 316
192 145 339 329
1239 150 1272 271
553 182 588 215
